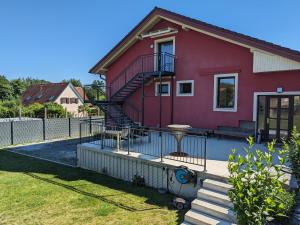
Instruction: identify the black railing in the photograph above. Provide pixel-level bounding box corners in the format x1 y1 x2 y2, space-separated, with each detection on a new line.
79 122 206 170
110 52 175 98
123 101 140 124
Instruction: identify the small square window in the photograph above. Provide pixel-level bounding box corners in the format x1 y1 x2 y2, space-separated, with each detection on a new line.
48 96 55 101
176 80 194 96
155 82 170 96
36 94 42 99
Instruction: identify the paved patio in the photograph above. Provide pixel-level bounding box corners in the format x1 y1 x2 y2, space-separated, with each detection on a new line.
7 138 79 166
6 135 278 178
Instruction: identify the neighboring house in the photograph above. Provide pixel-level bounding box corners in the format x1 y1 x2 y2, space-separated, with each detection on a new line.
89 7 300 141
22 82 85 116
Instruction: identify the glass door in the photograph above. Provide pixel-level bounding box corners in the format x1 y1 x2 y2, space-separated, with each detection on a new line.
157 41 173 72
266 96 293 140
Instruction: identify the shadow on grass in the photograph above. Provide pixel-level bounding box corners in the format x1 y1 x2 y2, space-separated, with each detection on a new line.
0 150 186 224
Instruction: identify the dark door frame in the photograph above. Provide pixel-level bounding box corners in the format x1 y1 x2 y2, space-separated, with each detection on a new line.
157 40 174 71
257 95 294 141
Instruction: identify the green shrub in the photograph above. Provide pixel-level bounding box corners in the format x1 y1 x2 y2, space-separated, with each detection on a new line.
24 103 44 117
45 102 67 118
0 100 19 117
228 137 295 225
287 128 300 186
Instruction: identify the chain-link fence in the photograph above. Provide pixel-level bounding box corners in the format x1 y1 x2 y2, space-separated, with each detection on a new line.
0 116 104 148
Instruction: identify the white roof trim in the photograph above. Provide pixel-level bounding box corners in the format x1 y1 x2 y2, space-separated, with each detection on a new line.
97 14 299 74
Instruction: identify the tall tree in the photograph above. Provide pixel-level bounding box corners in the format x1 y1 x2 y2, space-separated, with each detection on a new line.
61 79 82 87
86 80 106 101
10 78 27 97
0 75 13 100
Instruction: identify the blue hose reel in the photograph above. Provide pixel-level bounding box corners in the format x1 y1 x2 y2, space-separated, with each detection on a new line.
175 166 197 185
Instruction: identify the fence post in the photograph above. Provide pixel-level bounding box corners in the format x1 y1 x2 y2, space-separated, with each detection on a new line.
203 137 207 171
127 127 130 155
160 131 163 162
42 118 46 140
101 129 104 149
11 121 14 145
68 118 71 137
79 123 82 144
89 116 92 135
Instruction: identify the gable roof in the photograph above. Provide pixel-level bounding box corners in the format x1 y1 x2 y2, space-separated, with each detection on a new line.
22 82 83 105
74 86 89 100
89 7 300 74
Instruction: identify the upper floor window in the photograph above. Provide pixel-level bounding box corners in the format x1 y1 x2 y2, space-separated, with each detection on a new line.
176 80 194 96
60 98 69 104
36 94 42 100
70 98 78 104
155 81 170 96
48 96 55 101
213 73 238 112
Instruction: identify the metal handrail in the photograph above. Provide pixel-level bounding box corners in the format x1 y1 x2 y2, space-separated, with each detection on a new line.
123 101 140 123
110 52 175 98
79 122 207 170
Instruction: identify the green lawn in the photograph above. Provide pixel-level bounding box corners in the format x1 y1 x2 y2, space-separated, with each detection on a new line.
0 150 185 225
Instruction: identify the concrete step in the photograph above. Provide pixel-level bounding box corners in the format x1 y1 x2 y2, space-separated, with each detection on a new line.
191 199 236 222
203 179 232 194
184 210 236 225
180 222 194 225
198 188 233 208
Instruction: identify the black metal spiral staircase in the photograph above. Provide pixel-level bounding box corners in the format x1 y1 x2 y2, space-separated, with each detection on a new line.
94 53 175 127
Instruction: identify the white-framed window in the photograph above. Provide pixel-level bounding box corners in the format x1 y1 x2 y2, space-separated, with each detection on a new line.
176 80 194 96
155 81 170 96
213 73 238 112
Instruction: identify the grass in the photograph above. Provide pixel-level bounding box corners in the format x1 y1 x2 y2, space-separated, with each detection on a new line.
0 150 185 225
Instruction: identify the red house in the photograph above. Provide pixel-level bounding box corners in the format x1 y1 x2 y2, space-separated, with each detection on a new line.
90 7 300 141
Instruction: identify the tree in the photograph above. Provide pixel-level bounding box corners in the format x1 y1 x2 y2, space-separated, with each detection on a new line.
0 75 13 100
45 102 67 118
62 79 82 87
10 78 27 97
24 103 44 117
78 103 91 116
86 80 106 102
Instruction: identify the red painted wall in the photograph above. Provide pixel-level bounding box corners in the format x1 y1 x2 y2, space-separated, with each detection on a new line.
106 19 300 129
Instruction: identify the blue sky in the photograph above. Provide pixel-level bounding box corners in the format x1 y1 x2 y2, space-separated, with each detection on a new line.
0 0 299 84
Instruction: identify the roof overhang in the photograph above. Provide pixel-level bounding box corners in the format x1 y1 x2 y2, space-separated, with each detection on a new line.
89 7 300 75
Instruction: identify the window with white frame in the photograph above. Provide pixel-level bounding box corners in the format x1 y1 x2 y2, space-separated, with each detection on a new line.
213 73 238 112
155 82 170 96
176 80 194 96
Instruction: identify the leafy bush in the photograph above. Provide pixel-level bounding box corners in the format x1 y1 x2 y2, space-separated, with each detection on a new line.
287 128 300 186
0 100 19 117
45 102 67 118
228 137 295 225
23 103 44 117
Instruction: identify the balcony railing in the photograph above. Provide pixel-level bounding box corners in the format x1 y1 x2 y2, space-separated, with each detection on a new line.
110 52 175 98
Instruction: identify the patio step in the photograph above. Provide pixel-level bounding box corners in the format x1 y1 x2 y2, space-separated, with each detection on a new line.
197 188 233 208
184 210 235 225
180 222 193 225
203 179 232 194
191 199 236 223
181 179 236 225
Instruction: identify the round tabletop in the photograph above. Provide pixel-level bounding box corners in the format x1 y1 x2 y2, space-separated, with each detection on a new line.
167 124 191 130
